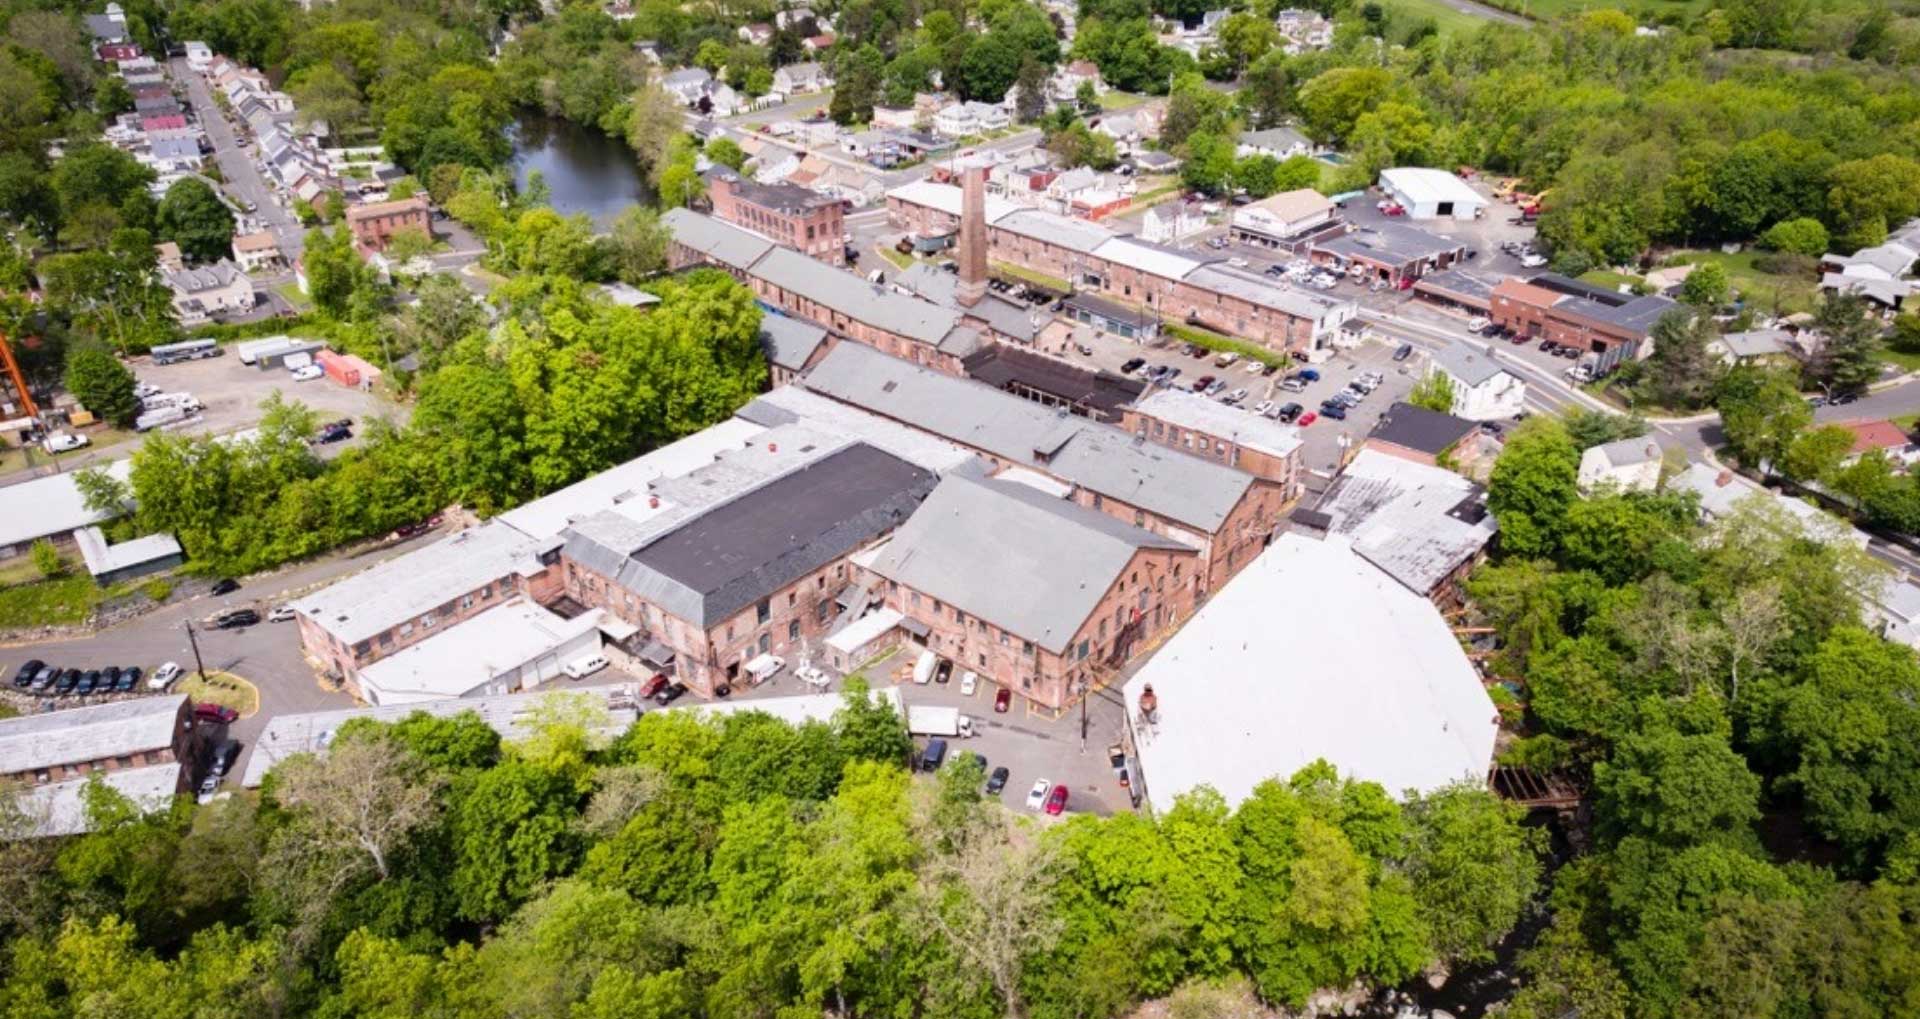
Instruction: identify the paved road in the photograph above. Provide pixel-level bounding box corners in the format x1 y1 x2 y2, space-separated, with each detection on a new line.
171 56 305 263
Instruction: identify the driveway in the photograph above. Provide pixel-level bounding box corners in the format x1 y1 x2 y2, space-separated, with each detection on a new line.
169 56 305 263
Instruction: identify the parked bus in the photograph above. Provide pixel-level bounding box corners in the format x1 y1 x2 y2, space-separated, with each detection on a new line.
150 339 223 365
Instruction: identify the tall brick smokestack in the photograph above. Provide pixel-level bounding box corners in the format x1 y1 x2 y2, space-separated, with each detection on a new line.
956 163 988 308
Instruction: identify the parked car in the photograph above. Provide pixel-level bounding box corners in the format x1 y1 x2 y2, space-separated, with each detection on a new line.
1214 351 1238 368
1298 368 1321 381
638 673 670 699
1187 343 1208 358
210 578 240 595
29 666 57 693
1205 379 1228 396
1392 343 1414 361
1045 783 1070 815
198 774 220 804
267 605 296 623
1277 402 1303 422
1025 779 1052 810
1190 374 1216 392
54 669 79 694
100 666 120 691
1297 411 1317 426
1221 388 1248 405
12 659 43 688
213 608 259 629
1320 403 1348 420
919 738 949 772
1252 400 1274 417
653 682 688 705
316 422 352 444
194 702 239 724
563 654 609 679
994 687 1012 713
1538 339 1557 352
210 740 241 776
75 670 99 696
933 658 953 684
960 670 977 696
1120 357 1146 374
116 667 140 692
986 766 1011 795
289 363 324 382
42 431 89 454
149 662 182 690
1279 377 1307 393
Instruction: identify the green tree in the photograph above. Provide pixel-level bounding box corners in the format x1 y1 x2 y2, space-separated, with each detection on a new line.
705 137 747 171
450 759 579 921
1639 310 1717 409
1594 727 1762 847
1717 364 1811 476
1293 66 1390 144
1180 131 1236 196
29 539 61 579
1401 785 1543 965
1407 370 1456 414
63 343 138 426
829 44 886 125
606 206 670 283
301 225 366 318
1809 293 1882 398
1762 217 1829 257
1679 262 1729 308
1488 417 1581 559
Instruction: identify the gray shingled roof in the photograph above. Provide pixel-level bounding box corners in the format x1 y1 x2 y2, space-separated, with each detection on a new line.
662 207 774 269
803 343 1255 533
869 475 1191 653
759 313 830 370
1430 342 1511 388
566 442 936 627
0 696 186 774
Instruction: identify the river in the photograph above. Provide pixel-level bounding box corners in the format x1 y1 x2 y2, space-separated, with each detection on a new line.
509 112 654 230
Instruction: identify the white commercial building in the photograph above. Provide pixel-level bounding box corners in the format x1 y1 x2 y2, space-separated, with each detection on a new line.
1429 342 1526 421
1123 532 1498 812
353 597 607 706
1378 167 1489 222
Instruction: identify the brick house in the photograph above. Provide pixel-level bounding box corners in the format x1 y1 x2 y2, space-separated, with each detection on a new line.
1121 387 1303 494
345 195 431 254
705 167 846 265
1491 273 1679 373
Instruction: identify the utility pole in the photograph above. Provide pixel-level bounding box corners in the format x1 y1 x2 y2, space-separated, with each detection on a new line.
183 618 208 681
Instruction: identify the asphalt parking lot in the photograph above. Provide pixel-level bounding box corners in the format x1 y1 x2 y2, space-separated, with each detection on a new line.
134 350 408 446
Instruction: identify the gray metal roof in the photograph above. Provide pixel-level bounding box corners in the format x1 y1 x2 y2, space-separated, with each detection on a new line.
1593 436 1661 469
737 386 984 476
1314 448 1495 596
994 209 1111 253
21 763 182 838
662 207 774 269
1184 264 1348 321
1316 222 1464 266
148 134 201 161
1239 126 1310 151
0 458 133 549
1430 342 1511 388
1131 388 1302 459
567 441 936 627
291 522 556 647
868 475 1190 653
759 313 830 369
74 527 181 577
753 246 963 345
1716 328 1792 358
0 696 186 774
897 263 1042 342
802 343 1255 532
1554 293 1679 335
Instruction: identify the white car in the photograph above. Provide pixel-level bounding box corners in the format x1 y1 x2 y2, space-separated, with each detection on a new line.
267 605 296 622
1252 400 1274 417
42 432 89 454
148 662 182 690
134 382 161 399
960 670 977 696
1026 779 1052 811
290 364 324 381
563 654 609 679
1519 252 1548 268
1243 360 1265 375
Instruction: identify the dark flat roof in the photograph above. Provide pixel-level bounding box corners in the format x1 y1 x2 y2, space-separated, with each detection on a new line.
1529 272 1626 306
1413 268 1503 307
632 443 935 625
962 344 1145 420
707 168 838 215
1064 291 1153 326
1367 402 1478 456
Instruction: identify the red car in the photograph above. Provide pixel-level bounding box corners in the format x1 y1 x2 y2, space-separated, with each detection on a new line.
994 688 1012 713
1381 203 1405 216
639 673 670 699
1045 783 1069 815
1297 411 1317 426
193 703 238 724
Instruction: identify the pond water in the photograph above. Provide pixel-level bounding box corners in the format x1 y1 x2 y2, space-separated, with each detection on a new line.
509 112 654 230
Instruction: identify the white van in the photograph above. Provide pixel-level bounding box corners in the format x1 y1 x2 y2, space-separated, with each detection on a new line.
563 654 609 679
912 649 936 685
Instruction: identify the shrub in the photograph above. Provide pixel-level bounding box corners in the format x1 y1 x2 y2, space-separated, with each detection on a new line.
142 578 173 602
1762 217 1830 257
29 540 62 579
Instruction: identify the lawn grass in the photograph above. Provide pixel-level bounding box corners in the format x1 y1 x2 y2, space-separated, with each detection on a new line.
0 427 135 477
1164 322 1289 368
1478 0 1711 18
0 574 104 628
877 246 913 270
991 260 1071 292
180 670 260 718
1879 348 1920 374
1662 249 1820 315
276 281 312 312
1580 269 1646 291
1098 91 1145 111
1383 0 1500 35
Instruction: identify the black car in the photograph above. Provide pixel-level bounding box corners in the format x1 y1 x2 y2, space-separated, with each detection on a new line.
210 740 241 776
30 666 57 693
316 423 352 444
12 659 43 688
653 682 688 705
934 658 953 684
986 766 1011 795
210 578 240 595
54 669 79 694
77 669 102 696
1538 339 1557 352
1393 343 1414 361
215 608 260 629
1277 402 1303 422
1120 357 1146 374
1319 402 1348 420
919 738 949 772
100 666 120 691
117 667 141 692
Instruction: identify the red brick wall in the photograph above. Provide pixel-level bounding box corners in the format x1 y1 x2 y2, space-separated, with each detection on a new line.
712 176 846 266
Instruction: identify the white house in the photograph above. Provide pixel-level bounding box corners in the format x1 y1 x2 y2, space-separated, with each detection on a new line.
1578 436 1663 493
230 230 283 273
1230 187 1335 245
165 260 255 326
772 62 831 95
933 103 977 138
1051 60 1105 104
1819 220 1920 309
1274 8 1333 51
1140 203 1206 243
183 41 213 70
661 67 714 105
1429 342 1525 421
1237 126 1312 160
1379 167 1489 221
871 105 920 130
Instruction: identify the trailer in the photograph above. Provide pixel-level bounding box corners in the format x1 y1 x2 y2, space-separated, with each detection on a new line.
907 704 974 739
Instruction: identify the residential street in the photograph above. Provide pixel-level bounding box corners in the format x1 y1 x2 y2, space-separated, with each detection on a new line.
170 56 305 262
